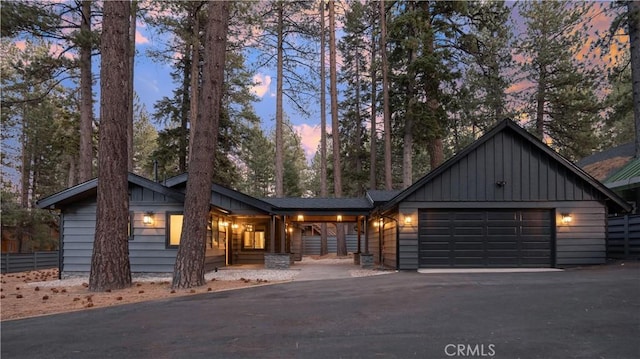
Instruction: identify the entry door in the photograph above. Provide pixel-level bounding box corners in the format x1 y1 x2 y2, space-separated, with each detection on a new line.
418 209 552 268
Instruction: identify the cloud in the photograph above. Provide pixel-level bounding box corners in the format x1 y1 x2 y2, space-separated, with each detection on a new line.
251 73 272 98
136 30 149 45
293 123 322 161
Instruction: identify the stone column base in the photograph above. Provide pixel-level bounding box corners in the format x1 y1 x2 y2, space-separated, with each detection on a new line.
264 253 291 269
360 253 374 269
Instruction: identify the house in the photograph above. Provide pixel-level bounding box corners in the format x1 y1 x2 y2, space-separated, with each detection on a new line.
367 120 631 269
578 144 640 214
37 120 631 276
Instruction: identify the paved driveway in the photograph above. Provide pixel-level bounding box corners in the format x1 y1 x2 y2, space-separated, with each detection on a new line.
2 263 639 359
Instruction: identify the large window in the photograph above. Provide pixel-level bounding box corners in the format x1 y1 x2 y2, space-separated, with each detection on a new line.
167 212 183 248
243 225 265 250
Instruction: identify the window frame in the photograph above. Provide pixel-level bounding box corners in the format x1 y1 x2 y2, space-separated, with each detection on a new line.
166 211 184 248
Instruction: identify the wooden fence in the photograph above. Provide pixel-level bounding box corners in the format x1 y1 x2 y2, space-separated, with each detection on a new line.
302 235 360 255
607 215 640 260
1 251 59 274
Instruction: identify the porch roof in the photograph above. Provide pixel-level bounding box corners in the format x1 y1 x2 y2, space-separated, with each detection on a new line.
264 197 373 216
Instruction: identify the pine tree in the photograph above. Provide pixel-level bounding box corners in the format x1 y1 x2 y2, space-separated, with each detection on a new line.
89 0 132 292
516 0 602 160
172 1 230 289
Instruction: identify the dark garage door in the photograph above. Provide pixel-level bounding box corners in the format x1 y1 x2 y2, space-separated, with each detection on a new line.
419 209 552 268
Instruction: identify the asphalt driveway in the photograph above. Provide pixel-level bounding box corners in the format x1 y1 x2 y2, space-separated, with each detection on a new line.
2 263 639 359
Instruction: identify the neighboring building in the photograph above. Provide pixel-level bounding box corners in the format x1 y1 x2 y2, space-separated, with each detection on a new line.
37 120 631 275
578 146 640 214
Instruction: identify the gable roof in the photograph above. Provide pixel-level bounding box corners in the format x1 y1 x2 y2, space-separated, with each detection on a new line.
380 119 632 213
36 173 186 209
163 173 275 213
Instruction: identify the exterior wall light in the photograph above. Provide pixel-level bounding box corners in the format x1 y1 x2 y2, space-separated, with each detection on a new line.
143 212 154 225
231 223 239 230
220 221 229 227
404 215 412 225
337 215 343 222
297 215 304 222
561 213 572 225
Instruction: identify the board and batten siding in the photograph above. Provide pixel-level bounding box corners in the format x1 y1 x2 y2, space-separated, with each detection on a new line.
61 187 186 275
404 130 605 203
396 201 607 269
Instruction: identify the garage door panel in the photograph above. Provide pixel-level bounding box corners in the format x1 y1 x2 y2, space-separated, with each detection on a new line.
419 209 552 268
521 227 551 235
420 243 450 251
487 227 518 236
453 212 486 221
522 211 551 221
487 212 519 220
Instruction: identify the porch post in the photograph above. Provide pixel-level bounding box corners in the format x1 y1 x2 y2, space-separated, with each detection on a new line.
356 216 362 253
281 215 287 253
270 215 276 253
364 216 369 254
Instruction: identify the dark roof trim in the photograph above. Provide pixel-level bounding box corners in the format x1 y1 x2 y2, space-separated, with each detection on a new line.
212 183 275 214
36 173 186 209
263 197 372 215
379 119 632 213
163 173 275 213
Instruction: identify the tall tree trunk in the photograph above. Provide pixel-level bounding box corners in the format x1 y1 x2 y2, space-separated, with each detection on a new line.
179 46 191 173
275 1 284 197
20 103 31 208
79 0 93 183
403 13 417 189
535 65 546 139
355 49 363 192
172 1 229 289
329 0 346 256
67 155 76 187
188 4 201 165
369 7 377 190
629 0 640 158
127 0 137 172
380 0 392 190
320 1 328 255
428 137 443 169
89 0 131 292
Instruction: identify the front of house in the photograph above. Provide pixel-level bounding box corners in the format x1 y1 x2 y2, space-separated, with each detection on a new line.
37 120 631 276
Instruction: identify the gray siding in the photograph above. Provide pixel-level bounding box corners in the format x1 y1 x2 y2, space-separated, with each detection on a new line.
396 201 607 269
555 202 607 266
405 131 603 203
61 195 187 274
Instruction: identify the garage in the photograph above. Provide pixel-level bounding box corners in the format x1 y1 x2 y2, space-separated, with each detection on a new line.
418 209 552 268
371 120 632 270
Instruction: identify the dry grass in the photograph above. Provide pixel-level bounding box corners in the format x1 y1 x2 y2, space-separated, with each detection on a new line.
0 269 268 321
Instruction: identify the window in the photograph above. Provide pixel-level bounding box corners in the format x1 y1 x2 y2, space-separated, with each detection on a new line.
167 212 184 248
243 228 265 250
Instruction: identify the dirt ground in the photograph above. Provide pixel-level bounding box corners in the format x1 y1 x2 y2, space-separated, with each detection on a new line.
0 269 267 321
